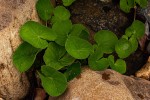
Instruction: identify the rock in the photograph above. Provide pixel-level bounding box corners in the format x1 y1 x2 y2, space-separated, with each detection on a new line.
123 76 150 100
34 88 47 100
49 67 150 100
139 0 150 23
0 0 39 99
136 56 150 80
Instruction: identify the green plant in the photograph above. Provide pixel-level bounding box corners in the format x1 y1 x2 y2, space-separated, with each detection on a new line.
120 0 147 13
88 20 145 74
13 0 87 96
13 0 146 97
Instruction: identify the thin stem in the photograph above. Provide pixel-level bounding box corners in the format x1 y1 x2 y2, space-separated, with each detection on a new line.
133 0 136 21
134 6 137 21
46 21 48 27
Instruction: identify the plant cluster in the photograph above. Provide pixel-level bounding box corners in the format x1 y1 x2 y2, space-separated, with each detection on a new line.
120 0 147 13
13 0 146 97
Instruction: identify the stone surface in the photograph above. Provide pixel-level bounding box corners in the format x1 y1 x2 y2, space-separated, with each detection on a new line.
0 0 39 99
123 76 150 100
49 67 150 100
140 0 150 23
136 57 150 80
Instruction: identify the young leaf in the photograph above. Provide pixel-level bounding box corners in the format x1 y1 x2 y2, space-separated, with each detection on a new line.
108 55 115 65
135 0 148 8
64 62 81 81
43 42 75 70
65 36 93 59
52 20 72 46
110 59 126 74
120 0 134 13
122 35 129 40
89 57 109 71
62 0 76 6
13 42 41 72
125 26 133 38
88 47 109 70
36 0 54 21
19 21 56 49
94 30 118 54
131 20 145 39
38 66 67 96
129 35 138 53
53 6 70 21
69 24 89 40
115 38 132 58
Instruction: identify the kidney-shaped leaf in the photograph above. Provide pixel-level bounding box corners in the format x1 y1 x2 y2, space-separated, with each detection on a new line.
94 30 118 54
108 55 115 65
129 35 138 53
65 36 93 59
69 24 89 40
89 57 109 71
115 38 132 58
52 20 72 46
43 42 75 70
135 0 147 8
125 26 133 37
62 0 75 6
126 20 145 39
13 42 41 72
20 21 56 49
53 6 70 21
110 59 126 74
38 66 67 96
88 47 109 70
36 0 54 21
64 62 81 81
131 20 145 39
120 0 134 13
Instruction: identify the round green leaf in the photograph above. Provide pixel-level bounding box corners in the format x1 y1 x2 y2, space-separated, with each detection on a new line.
52 20 72 46
88 47 109 70
36 0 54 21
125 27 133 38
43 42 75 70
136 0 147 8
13 42 41 72
129 35 138 53
131 20 145 39
38 66 67 96
94 30 118 54
19 21 56 49
64 62 81 81
88 57 109 71
110 59 126 74
120 0 134 13
69 24 89 40
65 36 93 59
108 55 115 65
54 6 70 21
115 38 132 58
62 0 75 6
125 20 145 40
